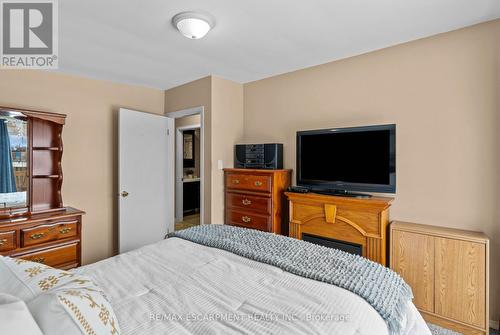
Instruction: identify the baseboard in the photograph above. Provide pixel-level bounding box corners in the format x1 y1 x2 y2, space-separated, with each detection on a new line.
490 320 499 330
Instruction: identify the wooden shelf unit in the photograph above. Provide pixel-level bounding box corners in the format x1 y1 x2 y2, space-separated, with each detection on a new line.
0 107 84 270
29 115 64 214
32 147 60 151
390 221 489 335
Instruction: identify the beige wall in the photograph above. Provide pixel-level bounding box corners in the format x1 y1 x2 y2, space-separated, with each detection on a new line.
244 19 500 318
175 114 201 128
165 76 212 224
165 76 244 225
211 76 244 224
0 70 165 265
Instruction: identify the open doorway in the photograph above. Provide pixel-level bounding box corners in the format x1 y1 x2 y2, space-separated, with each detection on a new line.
165 106 204 231
176 125 200 230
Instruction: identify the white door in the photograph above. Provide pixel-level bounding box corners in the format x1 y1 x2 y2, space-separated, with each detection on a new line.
118 108 174 254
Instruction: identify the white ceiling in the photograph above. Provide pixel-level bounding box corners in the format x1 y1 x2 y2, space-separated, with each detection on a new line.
57 0 500 89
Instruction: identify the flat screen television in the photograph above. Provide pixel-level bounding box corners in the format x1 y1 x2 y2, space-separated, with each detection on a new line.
296 124 396 195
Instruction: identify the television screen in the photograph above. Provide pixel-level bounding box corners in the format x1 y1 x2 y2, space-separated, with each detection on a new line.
297 124 395 193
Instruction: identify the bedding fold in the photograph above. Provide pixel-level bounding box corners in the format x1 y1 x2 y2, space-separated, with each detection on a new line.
171 225 413 335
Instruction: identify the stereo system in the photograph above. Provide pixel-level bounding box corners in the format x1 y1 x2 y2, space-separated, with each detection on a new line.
234 143 283 169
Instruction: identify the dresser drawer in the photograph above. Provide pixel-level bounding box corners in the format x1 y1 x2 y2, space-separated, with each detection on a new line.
226 174 272 193
227 209 271 232
226 192 271 214
0 231 16 252
21 219 78 247
19 243 78 267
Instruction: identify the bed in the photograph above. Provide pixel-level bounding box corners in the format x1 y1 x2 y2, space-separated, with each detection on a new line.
73 233 431 335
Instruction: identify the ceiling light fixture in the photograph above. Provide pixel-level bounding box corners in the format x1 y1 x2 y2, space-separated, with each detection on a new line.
172 11 214 40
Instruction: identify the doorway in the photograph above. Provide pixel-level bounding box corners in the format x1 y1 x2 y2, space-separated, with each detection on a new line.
165 106 204 231
118 108 174 253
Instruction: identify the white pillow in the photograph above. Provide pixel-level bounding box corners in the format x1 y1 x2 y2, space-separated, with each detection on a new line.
0 256 120 335
28 283 120 335
0 293 43 335
0 255 79 300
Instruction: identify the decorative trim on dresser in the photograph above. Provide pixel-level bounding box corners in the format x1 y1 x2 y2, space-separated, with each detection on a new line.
0 207 84 269
390 221 489 335
285 192 393 266
0 107 84 269
224 168 291 234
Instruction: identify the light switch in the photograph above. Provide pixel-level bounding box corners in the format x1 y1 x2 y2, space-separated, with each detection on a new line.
217 159 223 170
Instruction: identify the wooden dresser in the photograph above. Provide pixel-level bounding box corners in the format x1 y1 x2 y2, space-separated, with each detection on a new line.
0 208 84 269
286 192 393 266
390 221 489 335
224 168 291 234
0 107 84 269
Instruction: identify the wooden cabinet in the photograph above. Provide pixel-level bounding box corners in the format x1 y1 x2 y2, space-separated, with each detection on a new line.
226 172 273 193
434 238 487 329
0 107 84 269
390 221 489 335
0 230 16 252
224 168 291 234
226 192 272 214
391 230 434 312
19 241 79 268
0 207 84 269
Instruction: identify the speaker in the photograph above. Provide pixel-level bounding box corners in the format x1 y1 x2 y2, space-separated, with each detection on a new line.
234 144 283 169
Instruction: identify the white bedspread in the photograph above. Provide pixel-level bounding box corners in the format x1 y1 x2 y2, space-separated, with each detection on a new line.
75 237 431 335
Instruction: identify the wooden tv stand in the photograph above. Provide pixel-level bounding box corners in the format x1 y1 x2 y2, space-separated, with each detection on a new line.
285 192 393 266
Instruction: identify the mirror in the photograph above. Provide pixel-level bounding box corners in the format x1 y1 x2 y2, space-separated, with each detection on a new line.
0 112 28 209
183 130 195 168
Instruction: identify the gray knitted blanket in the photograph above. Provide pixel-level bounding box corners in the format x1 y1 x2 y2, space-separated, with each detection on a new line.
171 225 413 335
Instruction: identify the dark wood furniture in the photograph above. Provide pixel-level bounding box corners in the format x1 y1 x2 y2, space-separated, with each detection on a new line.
286 192 393 266
224 168 291 234
0 107 84 269
0 208 84 269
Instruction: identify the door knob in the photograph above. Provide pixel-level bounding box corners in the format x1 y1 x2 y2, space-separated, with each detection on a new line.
120 191 129 197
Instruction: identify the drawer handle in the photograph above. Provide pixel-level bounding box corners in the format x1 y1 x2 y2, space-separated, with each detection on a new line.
232 179 240 184
241 199 252 206
60 227 72 234
254 181 263 187
32 257 45 264
241 216 252 223
30 233 47 240
0 239 7 246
